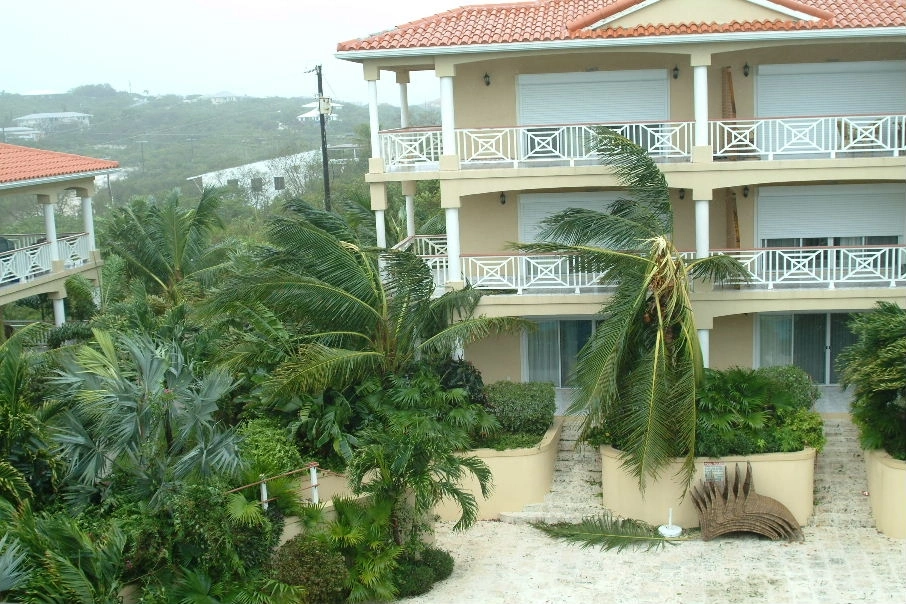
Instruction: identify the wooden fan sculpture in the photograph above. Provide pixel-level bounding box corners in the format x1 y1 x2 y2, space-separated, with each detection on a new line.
690 462 802 541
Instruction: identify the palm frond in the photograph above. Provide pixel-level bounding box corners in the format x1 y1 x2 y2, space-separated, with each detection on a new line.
533 512 673 551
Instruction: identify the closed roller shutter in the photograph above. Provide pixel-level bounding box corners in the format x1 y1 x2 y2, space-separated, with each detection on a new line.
757 184 906 241
756 61 906 117
517 70 669 125
519 192 624 242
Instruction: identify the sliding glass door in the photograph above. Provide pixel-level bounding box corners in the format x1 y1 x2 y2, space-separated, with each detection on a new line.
526 319 596 387
758 312 857 384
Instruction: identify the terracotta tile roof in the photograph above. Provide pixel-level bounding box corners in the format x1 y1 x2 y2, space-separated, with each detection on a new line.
0 143 119 186
337 0 906 52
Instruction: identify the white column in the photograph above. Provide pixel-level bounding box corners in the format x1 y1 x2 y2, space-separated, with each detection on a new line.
695 198 710 259
52 298 66 327
41 197 60 262
693 65 709 147
375 209 387 249
697 329 710 368
445 207 461 282
399 84 410 129
403 181 416 238
368 79 380 158
81 195 96 250
439 76 455 156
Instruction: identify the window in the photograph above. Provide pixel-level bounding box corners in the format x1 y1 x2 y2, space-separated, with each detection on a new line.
226 178 239 188
251 178 263 192
526 319 597 387
273 176 285 191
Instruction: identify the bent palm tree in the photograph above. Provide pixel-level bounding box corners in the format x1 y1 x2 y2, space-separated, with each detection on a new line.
516 130 749 491
209 200 524 398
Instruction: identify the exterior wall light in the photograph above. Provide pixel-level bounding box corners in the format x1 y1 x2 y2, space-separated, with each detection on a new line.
499 192 507 205
742 185 750 198
672 65 679 80
483 73 491 86
678 188 686 200
743 63 750 77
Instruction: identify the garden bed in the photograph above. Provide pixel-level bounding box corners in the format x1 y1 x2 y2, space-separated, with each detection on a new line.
435 417 564 521
864 449 906 538
600 446 817 528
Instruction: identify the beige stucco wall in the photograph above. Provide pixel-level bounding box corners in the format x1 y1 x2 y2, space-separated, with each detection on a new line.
709 313 754 369
601 446 817 528
459 192 518 253
465 332 522 383
435 418 564 521
865 448 906 539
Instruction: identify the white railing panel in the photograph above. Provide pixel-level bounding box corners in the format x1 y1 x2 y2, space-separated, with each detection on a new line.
380 129 442 168
0 244 53 286
57 234 91 267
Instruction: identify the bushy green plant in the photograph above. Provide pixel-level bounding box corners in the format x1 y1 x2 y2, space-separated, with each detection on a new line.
473 432 544 451
420 547 454 581
695 366 826 458
237 418 305 476
393 558 436 598
837 302 906 460
436 358 488 406
269 533 349 604
485 381 555 436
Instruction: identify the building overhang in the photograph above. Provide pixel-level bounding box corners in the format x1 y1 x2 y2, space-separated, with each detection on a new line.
0 168 120 192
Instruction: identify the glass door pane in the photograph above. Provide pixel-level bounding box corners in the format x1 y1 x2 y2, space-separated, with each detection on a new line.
793 314 827 383
560 320 593 387
829 313 858 383
759 314 793 368
527 321 560 386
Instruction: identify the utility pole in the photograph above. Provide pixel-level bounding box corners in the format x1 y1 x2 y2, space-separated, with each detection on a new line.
315 65 331 211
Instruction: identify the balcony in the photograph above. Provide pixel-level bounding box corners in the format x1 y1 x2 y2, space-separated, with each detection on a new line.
0 233 93 288
396 236 906 295
378 114 905 171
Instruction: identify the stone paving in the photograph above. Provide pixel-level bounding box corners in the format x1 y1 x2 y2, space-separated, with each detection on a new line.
410 407 906 603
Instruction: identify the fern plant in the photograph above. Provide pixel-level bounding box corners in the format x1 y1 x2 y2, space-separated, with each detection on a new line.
533 512 675 552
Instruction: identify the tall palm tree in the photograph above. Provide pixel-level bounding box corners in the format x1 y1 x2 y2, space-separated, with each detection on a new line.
517 130 749 491
208 200 524 399
100 187 230 304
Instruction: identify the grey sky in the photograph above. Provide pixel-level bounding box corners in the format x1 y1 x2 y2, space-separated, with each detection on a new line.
0 0 517 105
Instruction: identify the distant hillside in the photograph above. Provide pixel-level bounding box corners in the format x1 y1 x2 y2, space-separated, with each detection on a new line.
0 83 439 203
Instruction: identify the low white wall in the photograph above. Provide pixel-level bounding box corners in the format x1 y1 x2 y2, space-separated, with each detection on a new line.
865 448 906 539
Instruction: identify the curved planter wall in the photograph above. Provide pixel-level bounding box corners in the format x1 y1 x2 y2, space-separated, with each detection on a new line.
435 417 564 521
865 449 906 539
600 447 817 528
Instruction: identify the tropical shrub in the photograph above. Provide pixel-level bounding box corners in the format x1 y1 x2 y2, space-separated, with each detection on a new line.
485 381 556 435
759 364 821 410
437 358 488 406
421 546 455 581
237 418 304 476
393 557 436 598
269 533 349 604
837 302 906 460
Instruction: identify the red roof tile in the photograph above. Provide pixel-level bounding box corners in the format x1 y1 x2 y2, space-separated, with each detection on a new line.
337 0 905 52
0 143 119 186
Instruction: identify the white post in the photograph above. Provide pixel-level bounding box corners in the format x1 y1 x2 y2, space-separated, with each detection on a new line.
693 65 709 148
41 198 60 262
398 83 410 129
368 79 380 159
259 475 269 511
403 181 417 238
52 298 65 327
375 209 387 248
81 195 96 251
309 464 319 505
440 76 455 156
445 207 461 283
697 329 710 368
695 198 710 259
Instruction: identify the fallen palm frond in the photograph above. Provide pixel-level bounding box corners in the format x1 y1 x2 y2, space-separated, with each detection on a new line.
532 511 676 552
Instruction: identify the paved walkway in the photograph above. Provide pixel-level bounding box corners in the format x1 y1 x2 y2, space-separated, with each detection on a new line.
412 411 906 603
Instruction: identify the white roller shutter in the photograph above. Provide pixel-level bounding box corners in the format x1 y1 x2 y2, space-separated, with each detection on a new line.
757 184 906 241
517 70 669 125
519 192 623 242
756 61 906 117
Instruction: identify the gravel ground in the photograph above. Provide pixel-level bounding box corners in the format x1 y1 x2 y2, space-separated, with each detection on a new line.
407 415 906 604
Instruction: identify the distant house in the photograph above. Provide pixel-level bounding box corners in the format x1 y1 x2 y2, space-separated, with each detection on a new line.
0 126 42 141
187 151 320 205
297 100 342 122
12 112 92 133
206 92 239 105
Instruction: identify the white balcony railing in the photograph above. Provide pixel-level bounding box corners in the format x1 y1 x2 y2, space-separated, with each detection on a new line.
378 114 905 170
400 243 906 295
0 233 92 287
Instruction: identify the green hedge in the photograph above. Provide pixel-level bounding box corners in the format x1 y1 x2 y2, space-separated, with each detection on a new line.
485 381 555 436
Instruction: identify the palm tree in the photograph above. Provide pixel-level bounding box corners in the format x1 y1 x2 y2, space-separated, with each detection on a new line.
208 200 524 398
100 187 230 304
516 129 749 491
52 330 243 508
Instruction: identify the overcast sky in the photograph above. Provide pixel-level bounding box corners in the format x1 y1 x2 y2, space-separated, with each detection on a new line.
1 0 516 105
